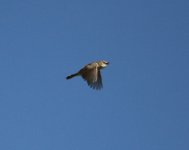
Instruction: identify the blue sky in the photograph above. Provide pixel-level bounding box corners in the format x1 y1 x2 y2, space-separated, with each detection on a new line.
0 0 189 149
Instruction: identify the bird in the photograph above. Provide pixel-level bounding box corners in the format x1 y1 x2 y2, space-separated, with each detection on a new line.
66 60 109 90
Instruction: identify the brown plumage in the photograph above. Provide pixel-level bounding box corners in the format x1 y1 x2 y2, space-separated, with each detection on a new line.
66 60 109 90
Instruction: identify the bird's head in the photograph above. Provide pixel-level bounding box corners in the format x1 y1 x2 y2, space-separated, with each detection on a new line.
98 60 109 69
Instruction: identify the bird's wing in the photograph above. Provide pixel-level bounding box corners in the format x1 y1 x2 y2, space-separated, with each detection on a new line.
97 70 103 89
90 70 103 90
81 66 98 83
81 66 103 90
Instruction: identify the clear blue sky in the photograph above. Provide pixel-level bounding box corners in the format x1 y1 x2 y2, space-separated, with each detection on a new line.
0 0 189 149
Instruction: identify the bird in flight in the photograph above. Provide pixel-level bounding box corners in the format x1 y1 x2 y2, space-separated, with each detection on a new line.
66 60 109 90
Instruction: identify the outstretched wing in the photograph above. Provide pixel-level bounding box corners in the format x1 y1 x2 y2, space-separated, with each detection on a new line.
81 66 103 90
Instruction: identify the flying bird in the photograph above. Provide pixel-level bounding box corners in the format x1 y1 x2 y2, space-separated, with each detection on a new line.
66 60 109 90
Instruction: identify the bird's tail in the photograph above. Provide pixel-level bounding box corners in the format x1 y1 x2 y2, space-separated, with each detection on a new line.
66 72 79 80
